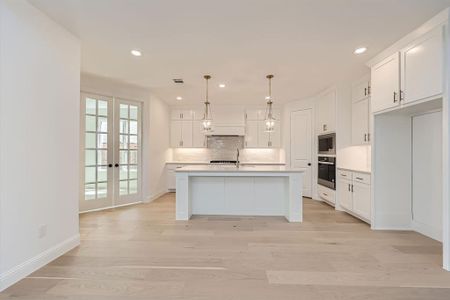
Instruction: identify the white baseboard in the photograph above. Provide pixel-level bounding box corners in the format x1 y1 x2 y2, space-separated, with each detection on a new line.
145 190 168 203
412 220 442 242
0 234 80 292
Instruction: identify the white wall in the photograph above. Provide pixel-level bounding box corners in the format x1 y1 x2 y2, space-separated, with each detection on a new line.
80 73 170 203
0 0 80 291
147 95 170 200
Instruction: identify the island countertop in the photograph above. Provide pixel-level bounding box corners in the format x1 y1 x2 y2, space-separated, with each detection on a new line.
175 165 304 173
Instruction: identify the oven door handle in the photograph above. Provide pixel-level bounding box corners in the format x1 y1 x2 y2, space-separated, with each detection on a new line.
318 161 335 165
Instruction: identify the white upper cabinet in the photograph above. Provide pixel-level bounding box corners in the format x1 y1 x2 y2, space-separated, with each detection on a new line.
352 75 371 102
371 52 400 113
192 120 206 148
170 120 183 148
401 26 443 104
352 97 370 145
371 25 444 114
245 108 281 121
170 120 192 148
171 109 193 120
316 90 336 134
245 120 259 148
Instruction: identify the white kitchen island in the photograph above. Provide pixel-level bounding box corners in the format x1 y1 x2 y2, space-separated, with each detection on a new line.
175 165 304 222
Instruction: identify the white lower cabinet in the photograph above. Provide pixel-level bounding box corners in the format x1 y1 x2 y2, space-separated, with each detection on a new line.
317 185 335 205
337 169 371 223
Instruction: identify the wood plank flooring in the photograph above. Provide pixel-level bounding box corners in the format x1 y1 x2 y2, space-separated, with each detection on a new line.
1 193 450 299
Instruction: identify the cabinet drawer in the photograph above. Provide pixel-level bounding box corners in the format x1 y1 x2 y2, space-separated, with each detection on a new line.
317 185 335 204
353 172 371 185
337 169 352 180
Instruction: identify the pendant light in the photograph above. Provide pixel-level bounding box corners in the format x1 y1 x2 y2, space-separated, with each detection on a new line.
202 75 213 132
264 74 276 132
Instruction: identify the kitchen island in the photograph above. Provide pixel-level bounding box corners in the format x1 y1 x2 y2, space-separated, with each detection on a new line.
175 165 304 222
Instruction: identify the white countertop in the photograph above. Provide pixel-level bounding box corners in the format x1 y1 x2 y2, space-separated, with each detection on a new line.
337 167 371 174
175 165 303 173
166 161 286 165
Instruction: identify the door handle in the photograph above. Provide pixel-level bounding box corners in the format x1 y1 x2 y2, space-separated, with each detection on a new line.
114 163 119 167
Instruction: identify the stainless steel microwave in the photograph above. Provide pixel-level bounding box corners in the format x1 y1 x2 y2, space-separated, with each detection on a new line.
318 133 336 155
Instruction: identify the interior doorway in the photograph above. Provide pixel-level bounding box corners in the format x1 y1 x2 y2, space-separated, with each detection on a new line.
290 109 313 197
80 93 142 212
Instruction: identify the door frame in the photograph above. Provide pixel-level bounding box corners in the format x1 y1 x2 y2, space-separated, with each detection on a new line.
79 92 143 213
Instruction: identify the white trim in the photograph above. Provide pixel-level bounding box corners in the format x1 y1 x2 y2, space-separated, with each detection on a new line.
146 190 167 203
79 200 143 214
412 220 442 242
0 235 80 292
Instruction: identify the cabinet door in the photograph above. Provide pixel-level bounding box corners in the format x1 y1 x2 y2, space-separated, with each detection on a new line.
268 121 281 148
352 76 370 102
192 121 206 148
338 178 353 210
371 52 400 113
352 182 371 221
246 108 264 120
351 98 369 145
181 120 193 147
245 120 259 148
316 90 336 133
170 120 183 147
258 121 270 147
401 26 443 104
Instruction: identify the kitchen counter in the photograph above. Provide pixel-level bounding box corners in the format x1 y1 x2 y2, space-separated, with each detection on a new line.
337 167 371 174
175 165 299 173
166 161 286 165
175 166 304 222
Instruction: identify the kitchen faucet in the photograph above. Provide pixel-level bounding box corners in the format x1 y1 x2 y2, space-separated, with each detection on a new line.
236 148 240 167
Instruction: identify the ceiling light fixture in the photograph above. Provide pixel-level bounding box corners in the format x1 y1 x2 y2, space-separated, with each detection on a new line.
264 74 276 133
219 84 226 88
176 96 183 100
354 47 367 55
131 49 142 57
202 75 213 132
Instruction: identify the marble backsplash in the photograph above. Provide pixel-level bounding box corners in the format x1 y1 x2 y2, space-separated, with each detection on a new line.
169 147 284 163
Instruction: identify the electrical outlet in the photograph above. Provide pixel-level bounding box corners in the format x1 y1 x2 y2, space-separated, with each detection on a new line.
38 224 47 239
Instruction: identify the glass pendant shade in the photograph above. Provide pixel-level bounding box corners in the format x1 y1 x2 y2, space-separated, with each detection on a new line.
264 75 276 132
202 75 213 132
202 102 212 132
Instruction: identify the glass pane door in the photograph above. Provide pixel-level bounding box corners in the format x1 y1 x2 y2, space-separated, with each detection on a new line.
81 93 114 211
114 100 142 206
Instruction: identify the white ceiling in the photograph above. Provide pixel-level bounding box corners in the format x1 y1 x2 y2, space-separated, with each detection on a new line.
29 0 450 106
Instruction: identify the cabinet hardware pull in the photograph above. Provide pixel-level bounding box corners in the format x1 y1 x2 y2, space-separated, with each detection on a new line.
323 193 328 196
323 124 327 132
393 91 398 102
356 177 363 180
368 85 371 95
351 184 354 192
400 90 405 101
341 174 347 177
367 133 370 142
364 134 367 142
364 87 367 96
348 184 351 191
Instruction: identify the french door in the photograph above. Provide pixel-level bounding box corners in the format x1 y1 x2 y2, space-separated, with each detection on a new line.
80 93 142 212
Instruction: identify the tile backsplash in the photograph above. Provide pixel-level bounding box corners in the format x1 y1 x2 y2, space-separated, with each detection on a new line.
170 147 284 163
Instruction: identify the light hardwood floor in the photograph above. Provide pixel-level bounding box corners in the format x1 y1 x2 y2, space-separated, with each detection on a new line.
1 193 450 299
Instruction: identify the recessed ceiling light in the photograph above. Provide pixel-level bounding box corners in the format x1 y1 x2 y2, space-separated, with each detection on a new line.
354 47 367 54
176 96 183 100
131 49 142 57
219 84 226 88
